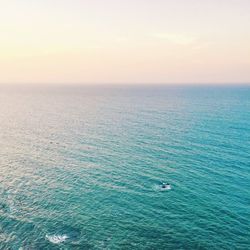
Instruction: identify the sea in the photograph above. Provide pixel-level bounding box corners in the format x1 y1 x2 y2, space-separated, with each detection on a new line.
0 84 249 249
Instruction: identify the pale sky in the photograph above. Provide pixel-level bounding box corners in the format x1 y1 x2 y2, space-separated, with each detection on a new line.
0 0 250 84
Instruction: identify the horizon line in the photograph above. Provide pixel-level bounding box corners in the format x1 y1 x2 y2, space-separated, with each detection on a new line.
0 82 250 87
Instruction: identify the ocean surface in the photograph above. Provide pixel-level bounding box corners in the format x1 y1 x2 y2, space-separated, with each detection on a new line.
0 85 249 249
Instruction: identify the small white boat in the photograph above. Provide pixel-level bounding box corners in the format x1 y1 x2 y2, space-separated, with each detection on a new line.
161 183 171 190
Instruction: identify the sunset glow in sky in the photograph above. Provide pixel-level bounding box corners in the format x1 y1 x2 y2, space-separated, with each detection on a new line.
1 0 250 84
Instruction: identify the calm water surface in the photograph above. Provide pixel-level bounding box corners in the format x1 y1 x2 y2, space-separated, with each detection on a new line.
0 85 249 249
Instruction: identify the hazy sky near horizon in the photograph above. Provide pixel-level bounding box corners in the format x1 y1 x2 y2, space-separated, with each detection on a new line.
0 0 250 84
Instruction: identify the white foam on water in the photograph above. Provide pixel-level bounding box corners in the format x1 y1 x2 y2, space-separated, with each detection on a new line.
46 234 69 244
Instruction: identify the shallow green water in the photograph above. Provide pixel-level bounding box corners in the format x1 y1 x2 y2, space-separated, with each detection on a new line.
0 85 249 249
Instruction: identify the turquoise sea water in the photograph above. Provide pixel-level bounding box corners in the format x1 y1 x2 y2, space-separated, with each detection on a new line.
0 85 249 249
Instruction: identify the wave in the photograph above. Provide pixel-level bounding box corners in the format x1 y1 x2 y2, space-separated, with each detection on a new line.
46 234 69 244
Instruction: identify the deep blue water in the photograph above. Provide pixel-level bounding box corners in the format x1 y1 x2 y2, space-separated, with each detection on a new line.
0 85 249 249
